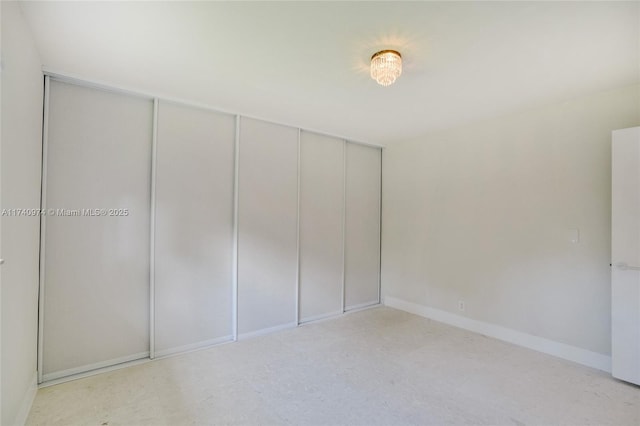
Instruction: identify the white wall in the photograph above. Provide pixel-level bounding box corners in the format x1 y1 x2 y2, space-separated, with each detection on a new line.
382 84 640 357
1 2 43 424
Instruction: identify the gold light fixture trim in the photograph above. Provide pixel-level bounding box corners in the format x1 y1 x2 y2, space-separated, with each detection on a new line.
370 50 402 86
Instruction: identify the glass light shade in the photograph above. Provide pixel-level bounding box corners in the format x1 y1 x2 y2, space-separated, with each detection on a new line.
370 50 402 86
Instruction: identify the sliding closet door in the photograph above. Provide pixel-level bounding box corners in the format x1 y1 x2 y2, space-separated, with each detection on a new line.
299 132 344 322
42 80 152 381
154 102 235 356
344 143 381 310
238 118 298 336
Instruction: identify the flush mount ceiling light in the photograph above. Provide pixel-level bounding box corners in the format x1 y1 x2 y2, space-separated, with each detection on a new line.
370 50 402 87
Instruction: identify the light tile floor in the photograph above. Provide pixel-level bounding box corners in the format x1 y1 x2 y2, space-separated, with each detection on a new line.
27 307 639 425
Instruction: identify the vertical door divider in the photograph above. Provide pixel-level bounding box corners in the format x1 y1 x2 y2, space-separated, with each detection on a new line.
341 141 348 313
149 98 159 359
37 75 51 384
378 148 383 305
232 116 240 341
296 130 302 325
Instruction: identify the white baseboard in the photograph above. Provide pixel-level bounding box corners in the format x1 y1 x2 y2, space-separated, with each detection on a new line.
154 336 233 359
14 371 38 426
238 321 298 340
384 296 611 372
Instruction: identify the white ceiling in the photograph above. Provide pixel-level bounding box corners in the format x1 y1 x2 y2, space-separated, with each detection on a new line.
19 1 640 145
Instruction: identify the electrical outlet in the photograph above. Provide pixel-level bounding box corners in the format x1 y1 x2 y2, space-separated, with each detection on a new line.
458 300 465 311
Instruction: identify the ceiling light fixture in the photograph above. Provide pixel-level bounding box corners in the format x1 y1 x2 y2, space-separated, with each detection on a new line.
370 50 402 87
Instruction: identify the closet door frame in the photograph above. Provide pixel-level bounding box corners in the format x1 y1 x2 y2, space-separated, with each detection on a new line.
343 142 383 311
38 76 155 384
237 117 300 338
38 76 242 385
37 71 383 385
152 100 236 357
297 132 347 323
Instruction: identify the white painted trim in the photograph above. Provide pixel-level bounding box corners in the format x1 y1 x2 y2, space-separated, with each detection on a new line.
344 139 385 150
232 115 240 341
40 337 234 388
341 140 347 313
301 305 381 326
149 98 159 359
384 296 612 372
154 336 233 359
237 322 298 341
345 301 381 312
13 371 37 426
37 76 50 384
299 310 344 325
39 357 151 388
295 129 302 325
41 352 150 383
156 97 236 118
46 72 153 100
377 147 382 305
42 69 383 149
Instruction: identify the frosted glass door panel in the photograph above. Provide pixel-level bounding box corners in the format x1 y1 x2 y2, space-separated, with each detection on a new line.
154 102 235 355
238 118 298 336
43 80 152 380
344 143 381 310
299 132 344 322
